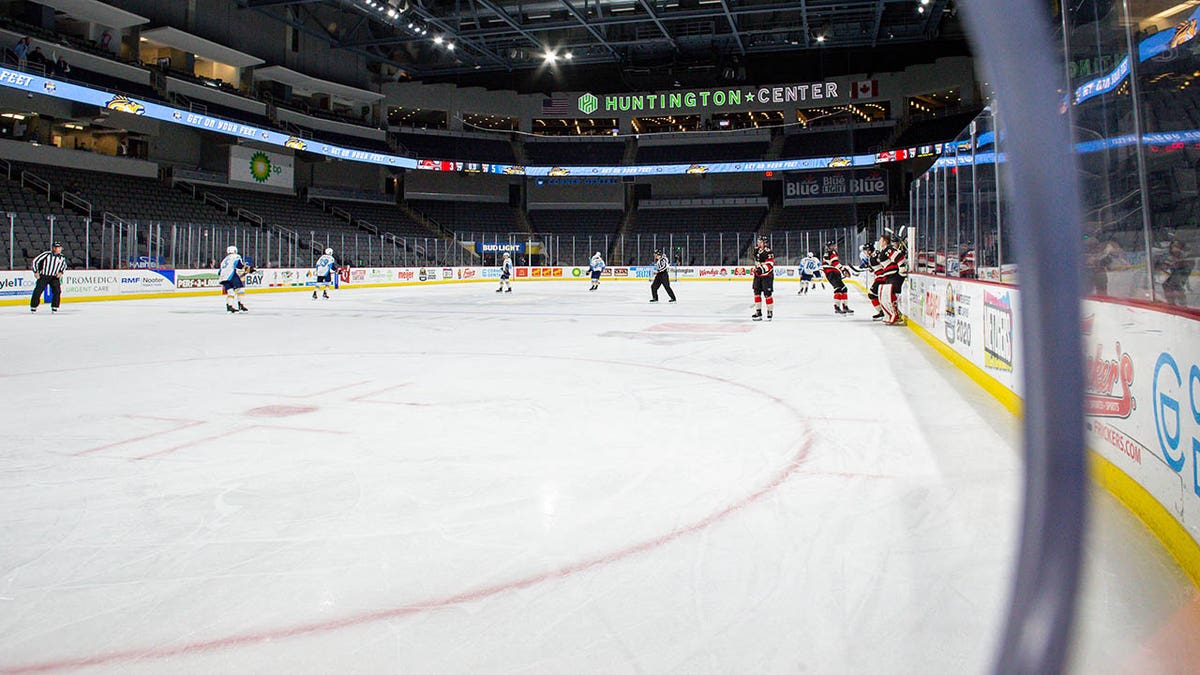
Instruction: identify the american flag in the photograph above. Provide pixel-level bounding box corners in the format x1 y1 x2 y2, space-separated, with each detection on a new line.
541 97 570 116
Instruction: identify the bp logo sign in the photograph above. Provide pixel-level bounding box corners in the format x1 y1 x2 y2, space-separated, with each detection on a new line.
248 151 278 183
578 93 598 115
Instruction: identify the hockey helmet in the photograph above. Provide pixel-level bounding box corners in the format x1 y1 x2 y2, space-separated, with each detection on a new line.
325 248 333 255
227 246 237 254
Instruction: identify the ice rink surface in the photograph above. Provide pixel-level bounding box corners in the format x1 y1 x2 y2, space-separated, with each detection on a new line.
1 279 1196 674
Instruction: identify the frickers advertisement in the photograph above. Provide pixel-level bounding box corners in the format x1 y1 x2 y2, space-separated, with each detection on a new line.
906 274 1199 548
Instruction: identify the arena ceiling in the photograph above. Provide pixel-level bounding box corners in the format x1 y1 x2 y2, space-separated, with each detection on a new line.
238 0 959 83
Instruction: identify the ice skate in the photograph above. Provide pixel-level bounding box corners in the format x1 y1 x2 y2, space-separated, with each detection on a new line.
834 304 844 314
505 288 512 293
767 310 773 321
842 305 854 315
227 304 238 313
872 311 884 321
238 303 249 312
752 309 763 321
312 291 318 299
323 291 330 299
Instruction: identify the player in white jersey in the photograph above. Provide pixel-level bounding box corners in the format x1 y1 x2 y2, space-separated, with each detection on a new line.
496 252 514 293
588 252 605 291
797 252 820 294
218 246 253 313
313 248 338 300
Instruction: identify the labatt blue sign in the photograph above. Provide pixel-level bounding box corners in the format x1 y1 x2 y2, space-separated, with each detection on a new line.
784 169 889 202
578 81 841 115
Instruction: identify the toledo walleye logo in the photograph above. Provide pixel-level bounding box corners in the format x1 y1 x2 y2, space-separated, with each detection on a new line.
105 95 145 115
1168 18 1197 49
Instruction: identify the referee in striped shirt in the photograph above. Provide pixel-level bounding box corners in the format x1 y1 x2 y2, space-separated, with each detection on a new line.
30 242 67 312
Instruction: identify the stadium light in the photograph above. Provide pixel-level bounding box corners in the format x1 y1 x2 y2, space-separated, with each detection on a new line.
543 51 558 63
433 35 444 44
446 42 455 51
564 51 573 60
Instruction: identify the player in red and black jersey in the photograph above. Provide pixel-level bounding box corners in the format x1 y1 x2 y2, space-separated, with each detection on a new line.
822 242 853 315
751 236 775 321
862 242 886 320
874 233 904 324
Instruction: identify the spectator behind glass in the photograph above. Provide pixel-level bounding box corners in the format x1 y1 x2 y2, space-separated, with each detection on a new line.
1156 240 1194 307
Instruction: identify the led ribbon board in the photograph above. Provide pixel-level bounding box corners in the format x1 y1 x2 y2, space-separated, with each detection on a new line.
0 67 895 176
0 67 417 169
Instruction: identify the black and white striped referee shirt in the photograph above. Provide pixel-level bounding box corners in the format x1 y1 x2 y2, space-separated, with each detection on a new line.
31 250 68 277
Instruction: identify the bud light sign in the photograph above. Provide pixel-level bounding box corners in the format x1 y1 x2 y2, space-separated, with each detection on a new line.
476 242 527 254
784 169 889 203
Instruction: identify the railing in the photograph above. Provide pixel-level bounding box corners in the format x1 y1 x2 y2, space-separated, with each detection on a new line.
331 206 353 223
21 171 50 201
0 158 11 180
235 208 263 227
61 192 92 219
281 120 314 139
203 192 229 213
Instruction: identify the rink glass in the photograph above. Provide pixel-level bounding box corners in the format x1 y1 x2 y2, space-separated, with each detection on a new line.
909 0 1200 310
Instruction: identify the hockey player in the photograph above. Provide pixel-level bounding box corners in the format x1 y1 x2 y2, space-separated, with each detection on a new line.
797 251 820 295
821 242 853 315
892 227 907 319
218 245 253 313
751 236 775 321
649 250 676 302
313 247 338 300
588 251 605 291
496 252 514 293
874 233 904 324
864 242 886 321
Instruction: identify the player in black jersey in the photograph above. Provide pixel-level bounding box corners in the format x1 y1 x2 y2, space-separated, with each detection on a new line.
751 236 775 321
862 242 886 320
821 242 853 315
873 233 903 324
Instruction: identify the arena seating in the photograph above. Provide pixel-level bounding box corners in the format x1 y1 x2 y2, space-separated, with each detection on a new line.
408 199 517 233
19 164 238 227
635 142 768 165
199 186 359 235
525 141 625 166
0 176 95 266
893 110 980 148
528 209 623 235
326 200 440 239
395 133 515 163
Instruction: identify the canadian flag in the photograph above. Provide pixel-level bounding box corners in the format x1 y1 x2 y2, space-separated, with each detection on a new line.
851 79 879 99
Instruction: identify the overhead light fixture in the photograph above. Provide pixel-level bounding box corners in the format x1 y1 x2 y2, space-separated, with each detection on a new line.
564 51 573 60
433 35 443 44
446 42 455 51
543 50 557 62
815 35 826 43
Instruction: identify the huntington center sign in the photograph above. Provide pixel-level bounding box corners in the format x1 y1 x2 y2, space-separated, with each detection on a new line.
576 81 842 115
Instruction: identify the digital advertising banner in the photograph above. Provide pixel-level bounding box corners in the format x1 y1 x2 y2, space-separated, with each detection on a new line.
229 145 294 190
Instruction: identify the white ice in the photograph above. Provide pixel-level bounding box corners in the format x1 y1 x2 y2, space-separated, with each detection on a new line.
0 280 1195 674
